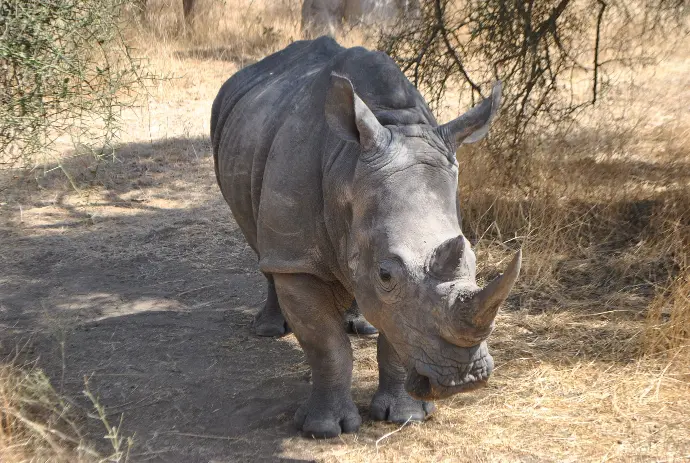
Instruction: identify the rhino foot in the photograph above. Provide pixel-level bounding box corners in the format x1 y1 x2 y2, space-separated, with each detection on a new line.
344 301 378 335
254 305 290 337
345 314 378 335
369 391 435 423
295 393 361 438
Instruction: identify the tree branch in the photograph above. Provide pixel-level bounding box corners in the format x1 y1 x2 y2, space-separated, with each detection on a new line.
434 0 483 97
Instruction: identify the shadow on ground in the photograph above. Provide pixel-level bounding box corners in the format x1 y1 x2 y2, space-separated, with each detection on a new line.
0 137 317 462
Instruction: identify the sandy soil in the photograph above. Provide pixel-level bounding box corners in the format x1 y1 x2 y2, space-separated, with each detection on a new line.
0 57 316 461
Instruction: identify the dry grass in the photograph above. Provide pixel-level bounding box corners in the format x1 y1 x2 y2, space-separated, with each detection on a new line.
0 357 94 463
134 0 303 64
128 0 369 67
1 0 689 461
456 75 690 364
279 319 690 461
646 273 690 361
0 352 136 462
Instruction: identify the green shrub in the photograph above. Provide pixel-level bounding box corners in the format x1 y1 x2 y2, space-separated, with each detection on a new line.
0 0 152 177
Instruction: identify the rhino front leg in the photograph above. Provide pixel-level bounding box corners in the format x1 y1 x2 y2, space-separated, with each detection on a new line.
254 274 290 336
273 273 361 438
370 333 435 423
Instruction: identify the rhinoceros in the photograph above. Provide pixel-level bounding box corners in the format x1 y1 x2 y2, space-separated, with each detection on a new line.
211 36 521 438
301 0 419 38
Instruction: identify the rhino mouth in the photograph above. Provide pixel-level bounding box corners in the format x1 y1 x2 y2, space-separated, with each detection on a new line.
404 368 488 400
404 348 494 401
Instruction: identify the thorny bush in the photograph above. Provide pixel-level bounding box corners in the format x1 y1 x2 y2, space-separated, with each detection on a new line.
0 0 154 180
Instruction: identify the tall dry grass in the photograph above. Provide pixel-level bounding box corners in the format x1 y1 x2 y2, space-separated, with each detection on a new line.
457 95 690 367
0 358 93 462
132 0 302 61
0 354 135 462
128 0 370 64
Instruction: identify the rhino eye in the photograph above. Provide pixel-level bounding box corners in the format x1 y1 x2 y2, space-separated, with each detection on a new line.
377 261 397 291
379 268 392 282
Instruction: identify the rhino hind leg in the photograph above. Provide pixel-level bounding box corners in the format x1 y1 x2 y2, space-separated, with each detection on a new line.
273 273 361 438
254 274 291 337
370 333 435 423
344 300 378 335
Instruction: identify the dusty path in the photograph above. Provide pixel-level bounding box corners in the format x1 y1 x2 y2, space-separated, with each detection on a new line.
0 132 342 460
0 58 388 461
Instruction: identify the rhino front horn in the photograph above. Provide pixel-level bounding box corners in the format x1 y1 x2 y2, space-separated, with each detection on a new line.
471 249 522 329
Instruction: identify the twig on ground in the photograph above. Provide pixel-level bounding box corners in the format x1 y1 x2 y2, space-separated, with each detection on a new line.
159 431 245 441
177 285 215 297
375 416 413 453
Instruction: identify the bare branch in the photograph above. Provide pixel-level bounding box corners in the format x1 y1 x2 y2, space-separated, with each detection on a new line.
378 0 688 179
434 0 483 97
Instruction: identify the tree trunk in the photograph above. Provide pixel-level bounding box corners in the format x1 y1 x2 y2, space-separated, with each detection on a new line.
182 0 196 25
136 0 148 21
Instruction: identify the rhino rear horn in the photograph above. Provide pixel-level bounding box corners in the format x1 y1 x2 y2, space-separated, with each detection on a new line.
429 235 467 280
436 81 502 147
325 73 391 154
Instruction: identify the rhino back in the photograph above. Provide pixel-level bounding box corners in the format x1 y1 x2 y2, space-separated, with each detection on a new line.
212 36 436 282
212 37 342 253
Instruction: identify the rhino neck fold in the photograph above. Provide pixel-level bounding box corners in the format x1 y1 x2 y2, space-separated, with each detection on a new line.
321 141 365 293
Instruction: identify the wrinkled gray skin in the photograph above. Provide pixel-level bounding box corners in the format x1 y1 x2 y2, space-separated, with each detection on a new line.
211 37 521 438
256 275 377 336
301 0 419 38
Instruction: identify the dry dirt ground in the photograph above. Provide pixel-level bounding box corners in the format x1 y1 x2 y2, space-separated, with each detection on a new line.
1 44 689 462
0 57 324 461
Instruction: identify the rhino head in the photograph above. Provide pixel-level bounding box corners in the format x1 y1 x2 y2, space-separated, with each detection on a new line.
325 74 521 400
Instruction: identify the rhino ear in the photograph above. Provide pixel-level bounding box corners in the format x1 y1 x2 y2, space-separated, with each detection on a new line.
325 73 390 153
437 81 502 147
